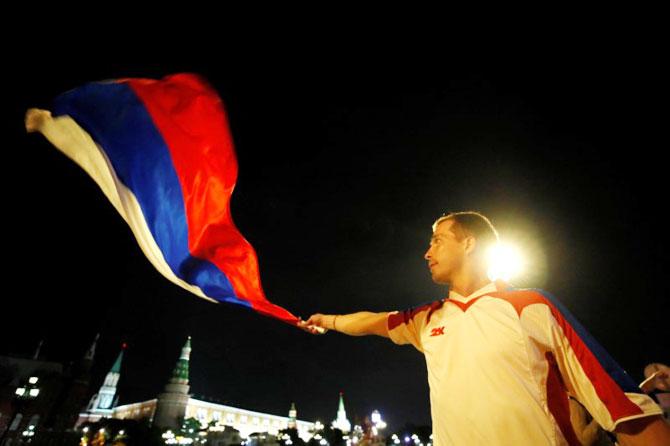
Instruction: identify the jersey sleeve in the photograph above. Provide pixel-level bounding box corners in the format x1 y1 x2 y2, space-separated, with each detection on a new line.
386 302 437 352
541 292 663 431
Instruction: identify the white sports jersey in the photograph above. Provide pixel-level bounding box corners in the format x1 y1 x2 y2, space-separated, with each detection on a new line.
387 281 661 446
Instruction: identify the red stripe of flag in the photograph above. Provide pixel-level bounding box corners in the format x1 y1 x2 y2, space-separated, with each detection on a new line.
128 74 297 323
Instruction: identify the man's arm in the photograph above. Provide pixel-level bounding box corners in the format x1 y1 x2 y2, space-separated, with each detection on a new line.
614 416 670 446
302 312 390 337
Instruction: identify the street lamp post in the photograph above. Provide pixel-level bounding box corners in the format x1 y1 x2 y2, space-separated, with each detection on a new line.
0 376 41 445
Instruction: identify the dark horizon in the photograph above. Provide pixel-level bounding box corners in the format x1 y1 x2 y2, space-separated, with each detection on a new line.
3 50 668 433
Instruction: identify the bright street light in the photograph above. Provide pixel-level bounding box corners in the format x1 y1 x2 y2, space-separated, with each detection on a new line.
487 242 525 281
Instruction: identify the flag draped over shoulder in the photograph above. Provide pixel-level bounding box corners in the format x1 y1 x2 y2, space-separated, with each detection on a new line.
26 73 298 325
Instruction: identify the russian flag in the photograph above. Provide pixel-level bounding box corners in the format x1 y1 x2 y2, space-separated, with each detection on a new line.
26 73 298 325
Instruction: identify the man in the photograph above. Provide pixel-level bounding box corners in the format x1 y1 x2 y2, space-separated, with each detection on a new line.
302 212 669 446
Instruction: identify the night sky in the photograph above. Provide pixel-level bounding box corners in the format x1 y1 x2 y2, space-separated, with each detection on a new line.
3 47 668 433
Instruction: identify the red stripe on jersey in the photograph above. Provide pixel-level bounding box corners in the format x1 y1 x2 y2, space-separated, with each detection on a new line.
488 290 643 422
445 295 486 312
388 301 444 330
546 352 581 446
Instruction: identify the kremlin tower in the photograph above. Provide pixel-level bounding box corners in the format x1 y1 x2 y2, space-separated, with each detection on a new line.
288 402 297 429
153 337 192 429
77 340 124 424
332 392 351 433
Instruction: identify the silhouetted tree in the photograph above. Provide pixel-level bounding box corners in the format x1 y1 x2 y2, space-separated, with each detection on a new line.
323 426 345 446
279 427 306 446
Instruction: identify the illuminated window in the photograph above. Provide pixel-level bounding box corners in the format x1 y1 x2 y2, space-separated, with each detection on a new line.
226 413 235 424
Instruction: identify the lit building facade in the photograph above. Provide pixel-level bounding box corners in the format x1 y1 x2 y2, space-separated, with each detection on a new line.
113 397 313 440
101 337 315 441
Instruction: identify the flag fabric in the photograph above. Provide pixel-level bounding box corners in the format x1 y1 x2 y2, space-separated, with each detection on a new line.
26 73 298 325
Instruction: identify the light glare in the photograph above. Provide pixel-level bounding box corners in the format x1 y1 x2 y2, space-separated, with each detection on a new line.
487 243 524 281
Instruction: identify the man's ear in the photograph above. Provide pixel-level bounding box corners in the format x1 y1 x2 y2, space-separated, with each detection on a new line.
464 236 477 255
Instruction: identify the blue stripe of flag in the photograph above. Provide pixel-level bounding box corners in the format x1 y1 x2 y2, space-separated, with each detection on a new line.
52 82 251 308
533 289 639 393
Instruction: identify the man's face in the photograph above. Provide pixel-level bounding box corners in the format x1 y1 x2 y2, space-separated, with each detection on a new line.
424 219 469 284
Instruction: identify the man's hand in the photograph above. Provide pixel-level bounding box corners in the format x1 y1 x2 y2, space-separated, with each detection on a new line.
299 314 334 335
25 108 50 133
640 370 670 393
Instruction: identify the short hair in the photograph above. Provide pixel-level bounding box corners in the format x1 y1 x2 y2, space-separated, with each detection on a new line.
433 211 499 252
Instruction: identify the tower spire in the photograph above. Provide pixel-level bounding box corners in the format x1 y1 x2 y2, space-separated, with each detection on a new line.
33 339 44 359
170 336 191 383
86 342 125 415
110 348 124 374
332 391 351 433
85 333 100 361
